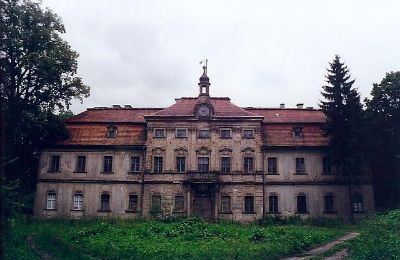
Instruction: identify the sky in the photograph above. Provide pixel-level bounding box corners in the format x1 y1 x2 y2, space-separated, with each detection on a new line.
41 0 400 114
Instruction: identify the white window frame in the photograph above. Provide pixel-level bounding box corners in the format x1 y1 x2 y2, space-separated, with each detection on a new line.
73 193 83 210
175 128 187 138
46 192 56 210
154 128 166 138
130 156 141 172
220 128 232 139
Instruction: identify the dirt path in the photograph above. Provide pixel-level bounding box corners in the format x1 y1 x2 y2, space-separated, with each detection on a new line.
282 231 359 260
27 235 53 260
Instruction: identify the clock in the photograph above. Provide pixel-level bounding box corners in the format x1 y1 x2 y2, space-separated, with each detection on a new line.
198 104 210 117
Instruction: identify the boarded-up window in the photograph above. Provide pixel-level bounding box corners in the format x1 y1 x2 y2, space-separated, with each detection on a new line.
221 196 231 213
174 195 184 212
151 194 162 212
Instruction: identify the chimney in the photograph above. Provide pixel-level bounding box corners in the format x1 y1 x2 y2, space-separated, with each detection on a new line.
306 106 313 110
112 105 121 108
296 103 304 109
280 103 285 109
124 105 132 108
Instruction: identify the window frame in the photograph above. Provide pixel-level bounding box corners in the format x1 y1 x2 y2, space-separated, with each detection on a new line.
154 128 166 138
292 127 303 138
106 126 117 138
174 195 185 212
322 157 333 175
153 156 163 173
296 194 308 214
268 194 279 213
151 194 162 213
73 192 84 210
127 194 139 212
220 128 232 139
352 193 364 213
243 129 255 139
100 192 111 212
198 157 210 173
102 156 113 173
49 155 60 172
243 156 254 174
75 155 87 173
244 195 255 214
324 193 335 213
176 156 186 173
267 157 278 175
197 129 210 139
46 191 57 210
295 157 306 175
221 195 232 213
130 156 141 173
221 157 231 173
175 128 188 138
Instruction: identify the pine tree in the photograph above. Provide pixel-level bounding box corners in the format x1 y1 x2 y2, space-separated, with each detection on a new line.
319 55 363 222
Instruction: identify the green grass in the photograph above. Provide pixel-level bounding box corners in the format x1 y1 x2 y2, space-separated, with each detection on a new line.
347 209 400 259
4 217 347 260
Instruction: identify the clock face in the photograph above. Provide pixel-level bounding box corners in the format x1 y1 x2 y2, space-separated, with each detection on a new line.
198 105 210 117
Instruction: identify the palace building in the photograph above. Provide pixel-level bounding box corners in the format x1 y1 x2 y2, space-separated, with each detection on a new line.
33 66 374 221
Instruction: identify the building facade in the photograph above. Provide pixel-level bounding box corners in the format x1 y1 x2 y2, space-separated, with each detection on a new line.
33 67 374 221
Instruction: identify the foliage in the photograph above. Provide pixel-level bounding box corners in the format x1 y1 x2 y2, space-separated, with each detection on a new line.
258 215 345 228
0 0 89 219
5 218 346 260
365 72 400 209
348 209 400 259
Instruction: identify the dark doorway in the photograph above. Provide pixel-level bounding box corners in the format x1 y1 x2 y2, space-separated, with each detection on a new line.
193 194 213 218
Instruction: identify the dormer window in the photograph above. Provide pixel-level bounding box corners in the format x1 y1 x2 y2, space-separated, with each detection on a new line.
154 128 166 138
106 126 117 138
292 127 303 138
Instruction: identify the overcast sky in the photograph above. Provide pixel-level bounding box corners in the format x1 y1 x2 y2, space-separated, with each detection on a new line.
42 0 400 114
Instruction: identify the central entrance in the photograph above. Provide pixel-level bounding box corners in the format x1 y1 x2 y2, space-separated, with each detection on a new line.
191 184 216 219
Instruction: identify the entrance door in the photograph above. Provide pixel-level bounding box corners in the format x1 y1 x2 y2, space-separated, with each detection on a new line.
193 195 213 219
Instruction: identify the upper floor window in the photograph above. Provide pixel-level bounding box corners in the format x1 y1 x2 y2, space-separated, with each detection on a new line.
46 191 56 210
154 128 165 138
154 156 163 173
295 158 305 175
323 157 333 175
174 195 184 212
198 157 209 172
75 156 86 172
292 127 303 138
128 194 138 211
176 128 187 138
50 155 60 172
106 126 117 138
267 157 278 174
103 156 113 173
221 157 231 173
244 157 254 173
130 156 141 173
243 129 254 139
297 194 307 213
324 193 334 213
73 192 83 210
269 194 279 213
244 196 255 214
198 129 210 139
353 193 364 213
100 192 110 211
176 157 186 173
220 129 232 139
221 196 232 213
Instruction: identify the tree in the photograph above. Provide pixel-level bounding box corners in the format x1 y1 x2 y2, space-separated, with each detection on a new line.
0 0 89 213
319 55 363 221
365 72 400 209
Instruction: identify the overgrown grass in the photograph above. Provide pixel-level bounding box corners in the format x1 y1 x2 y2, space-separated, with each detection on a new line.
4 217 347 260
348 209 400 259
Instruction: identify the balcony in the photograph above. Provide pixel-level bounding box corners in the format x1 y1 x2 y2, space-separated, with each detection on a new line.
185 172 218 183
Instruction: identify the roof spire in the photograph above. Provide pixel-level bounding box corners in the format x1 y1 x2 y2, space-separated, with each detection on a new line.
198 59 210 96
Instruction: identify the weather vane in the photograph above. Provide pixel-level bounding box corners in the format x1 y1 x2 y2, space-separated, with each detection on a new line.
199 58 208 74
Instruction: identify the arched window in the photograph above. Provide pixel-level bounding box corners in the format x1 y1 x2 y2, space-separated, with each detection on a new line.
353 193 364 212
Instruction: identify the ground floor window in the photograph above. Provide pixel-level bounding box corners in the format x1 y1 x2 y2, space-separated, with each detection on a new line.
174 195 184 212
324 193 334 212
100 193 110 211
269 194 278 213
151 194 162 212
353 193 364 212
73 193 83 210
128 194 138 211
297 194 307 213
46 191 56 209
221 196 231 213
244 196 255 213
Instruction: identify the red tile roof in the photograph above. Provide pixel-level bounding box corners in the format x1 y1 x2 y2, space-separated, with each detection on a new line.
244 108 326 123
65 108 162 123
147 97 262 118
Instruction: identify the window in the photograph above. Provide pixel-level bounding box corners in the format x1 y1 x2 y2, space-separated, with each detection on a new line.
221 157 231 173
244 157 254 173
174 195 184 212
100 193 110 211
267 157 278 174
103 156 113 172
46 192 56 209
76 156 86 172
128 194 138 211
176 157 186 173
323 157 332 175
151 194 161 212
73 193 83 210
243 129 254 139
220 129 231 139
295 158 305 174
106 126 117 138
353 193 364 212
176 129 187 138
269 194 278 213
198 129 210 139
244 196 255 213
221 196 231 213
154 128 165 138
154 156 163 173
130 156 141 172
297 194 307 213
324 193 334 213
292 127 303 138
50 155 60 172
198 157 209 172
